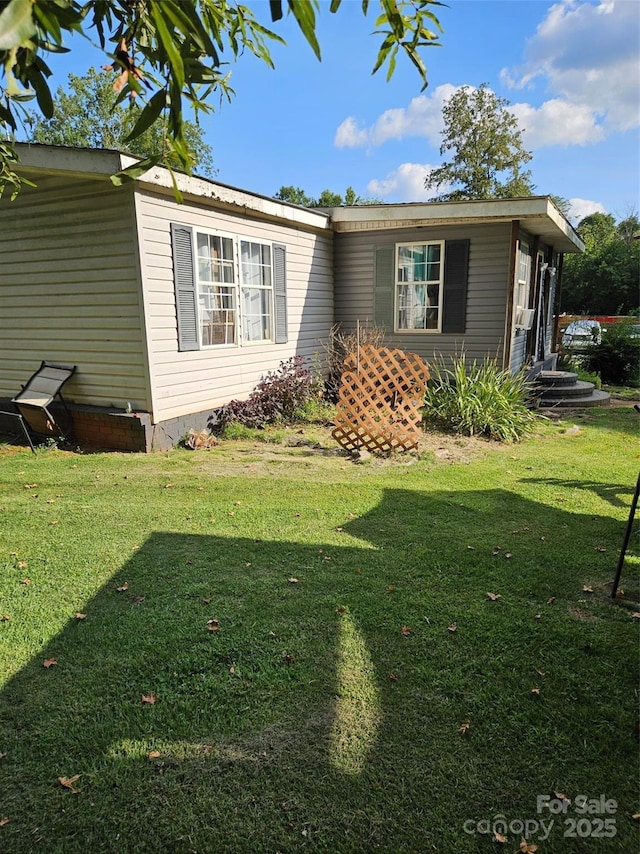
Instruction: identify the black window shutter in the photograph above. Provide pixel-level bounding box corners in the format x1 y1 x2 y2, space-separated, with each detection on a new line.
374 245 395 332
273 243 288 344
442 239 470 334
170 223 199 351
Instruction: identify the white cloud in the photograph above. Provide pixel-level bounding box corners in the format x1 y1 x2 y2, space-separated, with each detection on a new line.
511 98 605 147
334 84 458 149
566 197 606 223
503 0 639 133
366 163 440 202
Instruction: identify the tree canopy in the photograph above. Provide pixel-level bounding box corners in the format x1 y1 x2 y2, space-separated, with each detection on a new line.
274 184 382 207
424 83 535 201
0 0 445 198
561 212 640 315
28 67 215 176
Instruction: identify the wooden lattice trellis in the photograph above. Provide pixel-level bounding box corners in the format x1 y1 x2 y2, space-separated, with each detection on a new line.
332 344 430 454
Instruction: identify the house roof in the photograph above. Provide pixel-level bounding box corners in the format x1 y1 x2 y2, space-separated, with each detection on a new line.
325 197 585 254
11 144 584 253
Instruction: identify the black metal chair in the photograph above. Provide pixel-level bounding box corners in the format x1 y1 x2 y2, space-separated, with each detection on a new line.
1 361 76 452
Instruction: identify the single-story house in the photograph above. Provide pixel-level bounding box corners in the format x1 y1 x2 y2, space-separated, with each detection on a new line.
0 144 584 451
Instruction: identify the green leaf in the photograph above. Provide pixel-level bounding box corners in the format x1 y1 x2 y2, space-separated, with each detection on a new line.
110 155 162 186
122 89 167 143
0 0 36 50
149 2 185 90
26 67 54 118
269 1 283 22
286 0 321 61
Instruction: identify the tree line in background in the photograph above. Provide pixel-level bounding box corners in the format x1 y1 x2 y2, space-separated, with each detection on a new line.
562 212 639 316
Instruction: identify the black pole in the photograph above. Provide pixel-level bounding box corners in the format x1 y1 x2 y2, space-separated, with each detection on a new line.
611 469 640 599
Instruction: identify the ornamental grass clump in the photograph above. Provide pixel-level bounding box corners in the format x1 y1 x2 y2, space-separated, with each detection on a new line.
423 354 537 442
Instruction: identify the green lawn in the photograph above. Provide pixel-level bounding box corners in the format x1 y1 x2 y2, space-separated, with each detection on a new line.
0 408 638 853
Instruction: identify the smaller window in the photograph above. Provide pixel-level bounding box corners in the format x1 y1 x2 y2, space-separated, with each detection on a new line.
240 240 274 342
395 241 444 332
196 233 237 346
516 239 531 313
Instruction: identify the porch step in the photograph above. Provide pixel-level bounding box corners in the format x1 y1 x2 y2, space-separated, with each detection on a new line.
534 370 610 408
538 389 611 408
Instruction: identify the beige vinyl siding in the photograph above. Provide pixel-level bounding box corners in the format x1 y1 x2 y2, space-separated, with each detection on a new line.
334 223 512 367
0 175 149 409
135 190 333 422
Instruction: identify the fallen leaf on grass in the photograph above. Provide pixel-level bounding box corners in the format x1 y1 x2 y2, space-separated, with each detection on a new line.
388 673 398 682
43 658 57 668
336 606 347 614
116 582 129 592
387 585 396 593
20 578 30 585
530 686 540 695
447 623 457 633
582 585 594 593
46 499 55 504
553 791 570 804
491 547 501 556
201 597 212 604
0 817 9 827
148 750 162 760
75 613 87 620
458 721 470 735
519 840 538 853
632 813 640 820
615 588 625 598
132 595 145 604
594 546 606 553
631 613 640 620
23 483 37 489
17 561 27 569
141 693 157 705
282 653 295 664
504 553 512 559
486 592 501 601
288 577 299 584
535 669 546 677
493 830 507 843
0 752 6 759
1 615 10 622
534 614 542 620
58 774 81 793
547 597 556 605
164 483 174 489
207 619 220 632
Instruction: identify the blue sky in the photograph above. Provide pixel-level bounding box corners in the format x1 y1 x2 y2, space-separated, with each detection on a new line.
40 0 639 224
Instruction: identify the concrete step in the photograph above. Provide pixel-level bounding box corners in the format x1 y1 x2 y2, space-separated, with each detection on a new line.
538 389 611 408
536 370 578 386
539 379 596 398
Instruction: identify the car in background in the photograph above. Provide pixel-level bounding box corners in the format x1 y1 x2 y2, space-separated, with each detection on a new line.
561 320 603 352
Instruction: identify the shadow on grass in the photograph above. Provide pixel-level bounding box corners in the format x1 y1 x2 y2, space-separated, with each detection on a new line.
520 476 639 510
0 489 638 852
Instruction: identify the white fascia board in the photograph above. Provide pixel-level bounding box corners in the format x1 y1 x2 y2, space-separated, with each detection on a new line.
12 144 331 232
120 156 331 232
328 196 584 253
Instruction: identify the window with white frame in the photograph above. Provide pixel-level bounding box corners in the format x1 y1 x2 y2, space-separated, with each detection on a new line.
196 232 237 346
395 241 444 332
240 240 273 342
516 239 531 313
172 222 288 352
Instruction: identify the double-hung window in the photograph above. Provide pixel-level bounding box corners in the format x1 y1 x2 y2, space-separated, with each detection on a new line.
171 222 288 351
516 239 531 312
395 241 444 332
240 240 273 342
196 232 236 346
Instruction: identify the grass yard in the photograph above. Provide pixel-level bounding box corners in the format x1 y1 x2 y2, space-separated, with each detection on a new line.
0 407 638 853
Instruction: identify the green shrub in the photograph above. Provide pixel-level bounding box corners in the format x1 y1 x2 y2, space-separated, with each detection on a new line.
581 320 640 386
423 355 536 442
